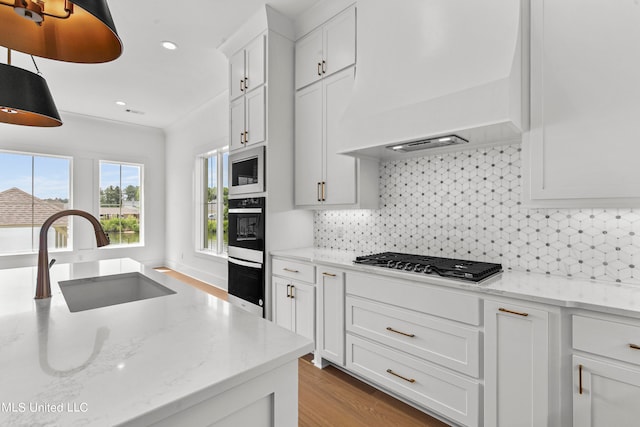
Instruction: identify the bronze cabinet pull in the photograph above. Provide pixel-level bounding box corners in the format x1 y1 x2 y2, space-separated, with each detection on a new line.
386 327 415 338
244 77 248 90
240 132 244 144
322 60 326 74
317 182 322 201
244 131 248 143
317 62 322 76
286 284 291 298
499 307 529 317
283 268 299 273
290 285 295 299
322 272 337 277
240 79 244 92
386 369 415 383
579 364 583 394
321 181 326 201
630 344 640 350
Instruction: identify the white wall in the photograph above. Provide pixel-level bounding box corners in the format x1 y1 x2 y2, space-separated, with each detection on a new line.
0 112 166 270
164 93 229 290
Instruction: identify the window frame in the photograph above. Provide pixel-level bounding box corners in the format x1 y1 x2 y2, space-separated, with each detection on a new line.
98 160 144 248
0 149 73 256
196 147 228 257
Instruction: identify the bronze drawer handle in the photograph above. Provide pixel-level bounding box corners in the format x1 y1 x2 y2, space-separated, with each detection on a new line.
630 344 640 350
386 369 415 383
283 268 299 273
579 364 583 394
322 272 336 277
386 327 415 338
499 307 529 317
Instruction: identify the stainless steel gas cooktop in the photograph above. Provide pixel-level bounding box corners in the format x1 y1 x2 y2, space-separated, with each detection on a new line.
354 252 502 282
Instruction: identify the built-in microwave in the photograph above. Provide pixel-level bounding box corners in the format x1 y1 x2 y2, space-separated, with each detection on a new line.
228 146 265 196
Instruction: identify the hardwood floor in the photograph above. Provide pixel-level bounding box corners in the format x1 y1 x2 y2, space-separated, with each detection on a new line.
298 355 448 427
154 267 228 301
156 268 449 427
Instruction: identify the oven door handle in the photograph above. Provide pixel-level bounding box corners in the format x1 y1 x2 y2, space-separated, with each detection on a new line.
229 208 263 214
228 257 263 269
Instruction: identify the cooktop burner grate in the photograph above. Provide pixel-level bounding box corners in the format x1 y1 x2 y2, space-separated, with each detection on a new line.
354 252 502 282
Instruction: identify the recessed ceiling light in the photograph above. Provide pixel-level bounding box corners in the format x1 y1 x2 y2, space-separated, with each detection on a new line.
115 101 126 106
161 41 178 50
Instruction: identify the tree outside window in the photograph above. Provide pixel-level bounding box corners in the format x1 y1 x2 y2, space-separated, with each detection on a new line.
201 148 228 254
99 161 143 246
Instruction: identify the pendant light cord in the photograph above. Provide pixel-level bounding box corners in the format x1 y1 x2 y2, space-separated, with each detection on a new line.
31 55 42 75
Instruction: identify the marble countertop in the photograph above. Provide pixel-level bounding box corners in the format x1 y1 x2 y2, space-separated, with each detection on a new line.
0 258 313 426
271 247 640 318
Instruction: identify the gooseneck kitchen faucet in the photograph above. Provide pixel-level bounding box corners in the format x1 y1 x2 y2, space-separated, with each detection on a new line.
35 210 110 299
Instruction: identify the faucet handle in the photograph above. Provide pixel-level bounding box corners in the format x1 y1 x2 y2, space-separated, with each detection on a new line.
49 259 56 269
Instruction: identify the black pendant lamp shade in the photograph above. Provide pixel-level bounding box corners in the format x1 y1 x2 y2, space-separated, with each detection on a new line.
0 0 122 63
0 62 62 127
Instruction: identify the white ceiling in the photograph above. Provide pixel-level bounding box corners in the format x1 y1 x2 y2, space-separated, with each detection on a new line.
2 0 321 129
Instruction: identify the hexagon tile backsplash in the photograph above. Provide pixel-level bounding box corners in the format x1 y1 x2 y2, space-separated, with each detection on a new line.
314 144 640 285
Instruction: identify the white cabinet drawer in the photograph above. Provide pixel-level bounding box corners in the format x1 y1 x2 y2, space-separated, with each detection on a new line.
346 296 480 377
346 272 481 325
573 315 640 366
347 334 480 427
272 258 315 284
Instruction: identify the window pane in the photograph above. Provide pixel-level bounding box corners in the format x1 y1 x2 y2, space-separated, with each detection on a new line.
0 152 71 255
206 155 217 251
34 156 71 250
222 151 229 252
99 162 142 246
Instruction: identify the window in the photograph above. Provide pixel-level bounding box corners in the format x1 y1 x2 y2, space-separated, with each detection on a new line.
0 151 71 255
199 148 228 255
99 161 143 246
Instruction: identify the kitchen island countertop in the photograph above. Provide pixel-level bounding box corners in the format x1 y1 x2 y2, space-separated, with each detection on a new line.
0 258 312 426
271 247 640 318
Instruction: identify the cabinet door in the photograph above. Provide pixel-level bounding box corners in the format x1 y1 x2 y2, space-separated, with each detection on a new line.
317 269 345 366
292 282 315 342
484 300 549 427
526 0 640 204
245 86 265 146
295 28 323 90
272 277 293 331
294 82 323 206
323 67 357 205
573 355 640 427
245 35 265 93
323 6 356 78
230 97 246 152
229 49 245 101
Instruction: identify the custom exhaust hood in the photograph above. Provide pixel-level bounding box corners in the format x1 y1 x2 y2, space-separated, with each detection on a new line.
337 0 528 159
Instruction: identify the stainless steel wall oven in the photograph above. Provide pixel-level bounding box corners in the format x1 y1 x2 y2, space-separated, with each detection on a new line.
227 197 265 317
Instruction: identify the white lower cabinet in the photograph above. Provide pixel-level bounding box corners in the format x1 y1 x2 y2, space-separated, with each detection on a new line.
484 299 557 427
345 271 481 426
572 314 640 426
316 268 345 366
347 334 479 427
272 276 315 342
572 355 640 427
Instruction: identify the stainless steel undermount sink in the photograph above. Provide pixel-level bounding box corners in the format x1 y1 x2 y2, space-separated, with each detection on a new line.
59 272 176 312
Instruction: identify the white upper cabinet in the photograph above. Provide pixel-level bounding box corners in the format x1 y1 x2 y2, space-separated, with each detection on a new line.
524 0 640 206
295 67 376 208
295 6 355 90
230 35 266 101
229 87 265 151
